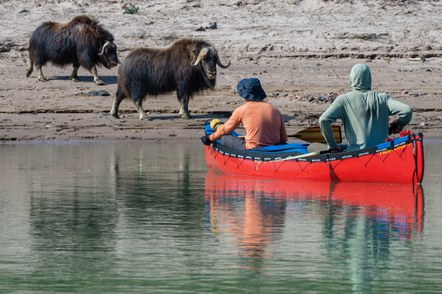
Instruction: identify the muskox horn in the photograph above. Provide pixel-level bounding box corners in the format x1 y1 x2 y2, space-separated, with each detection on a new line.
98 41 111 55
213 48 230 68
216 56 231 68
193 47 209 66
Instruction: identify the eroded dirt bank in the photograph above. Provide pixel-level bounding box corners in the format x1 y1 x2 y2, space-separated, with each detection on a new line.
0 0 441 142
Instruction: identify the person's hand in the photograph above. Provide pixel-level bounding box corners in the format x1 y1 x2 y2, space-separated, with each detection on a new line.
389 119 404 135
200 135 212 146
329 146 343 153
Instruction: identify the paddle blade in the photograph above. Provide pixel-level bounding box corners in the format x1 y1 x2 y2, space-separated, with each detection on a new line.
289 125 342 143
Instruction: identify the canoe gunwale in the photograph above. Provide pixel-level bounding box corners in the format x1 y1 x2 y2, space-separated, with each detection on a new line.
210 133 422 163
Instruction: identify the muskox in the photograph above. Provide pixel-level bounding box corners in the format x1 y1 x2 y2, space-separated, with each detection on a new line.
26 15 118 85
110 38 230 119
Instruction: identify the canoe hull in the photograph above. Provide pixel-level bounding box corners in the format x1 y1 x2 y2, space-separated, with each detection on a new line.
204 133 424 184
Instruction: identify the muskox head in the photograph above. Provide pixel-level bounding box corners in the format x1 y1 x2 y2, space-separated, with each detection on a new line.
192 46 230 88
98 41 119 69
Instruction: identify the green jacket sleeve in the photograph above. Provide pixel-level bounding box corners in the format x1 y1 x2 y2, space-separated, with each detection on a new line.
318 101 344 149
387 97 412 126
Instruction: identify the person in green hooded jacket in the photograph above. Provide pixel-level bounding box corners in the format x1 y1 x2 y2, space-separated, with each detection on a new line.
319 63 412 152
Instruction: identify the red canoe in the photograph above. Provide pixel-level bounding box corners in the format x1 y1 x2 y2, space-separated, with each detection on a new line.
203 130 424 184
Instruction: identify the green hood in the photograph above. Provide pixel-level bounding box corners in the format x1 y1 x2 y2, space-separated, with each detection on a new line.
349 63 372 91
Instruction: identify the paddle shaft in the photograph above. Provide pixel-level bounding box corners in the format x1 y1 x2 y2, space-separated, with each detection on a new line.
288 125 342 144
271 149 331 162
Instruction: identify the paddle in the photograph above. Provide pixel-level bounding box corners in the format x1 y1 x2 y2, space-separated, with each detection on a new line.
288 125 342 144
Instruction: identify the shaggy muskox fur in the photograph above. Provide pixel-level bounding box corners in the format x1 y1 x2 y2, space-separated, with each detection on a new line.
110 38 230 119
26 15 118 85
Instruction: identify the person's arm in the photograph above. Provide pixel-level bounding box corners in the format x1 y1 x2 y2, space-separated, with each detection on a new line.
209 107 243 141
319 102 344 149
280 114 288 144
387 97 412 134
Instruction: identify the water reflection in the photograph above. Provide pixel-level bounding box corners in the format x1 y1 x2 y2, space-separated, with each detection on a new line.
0 142 208 291
205 174 287 272
204 172 424 278
1 141 438 292
107 142 206 231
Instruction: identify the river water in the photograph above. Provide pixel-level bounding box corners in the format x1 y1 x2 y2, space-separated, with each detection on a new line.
0 140 441 293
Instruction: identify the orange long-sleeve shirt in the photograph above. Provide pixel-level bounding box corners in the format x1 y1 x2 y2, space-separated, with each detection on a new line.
209 101 287 149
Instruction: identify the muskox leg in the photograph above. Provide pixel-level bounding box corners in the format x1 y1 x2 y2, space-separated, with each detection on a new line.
91 66 105 85
134 99 148 120
26 59 33 78
70 64 80 82
26 54 47 81
110 86 125 119
178 93 192 119
36 65 48 82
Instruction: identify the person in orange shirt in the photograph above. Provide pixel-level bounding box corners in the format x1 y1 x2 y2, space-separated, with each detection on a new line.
201 78 287 150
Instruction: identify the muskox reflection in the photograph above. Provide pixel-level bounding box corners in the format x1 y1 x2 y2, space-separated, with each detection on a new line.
107 142 207 228
27 142 206 261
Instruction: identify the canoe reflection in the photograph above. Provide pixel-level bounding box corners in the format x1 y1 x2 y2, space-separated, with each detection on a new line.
205 172 424 267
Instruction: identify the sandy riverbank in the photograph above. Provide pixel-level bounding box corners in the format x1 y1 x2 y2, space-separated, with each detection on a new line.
0 0 441 142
